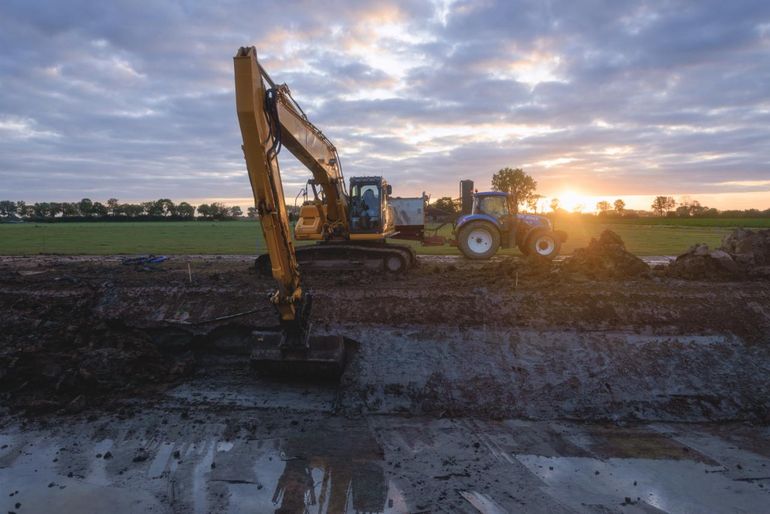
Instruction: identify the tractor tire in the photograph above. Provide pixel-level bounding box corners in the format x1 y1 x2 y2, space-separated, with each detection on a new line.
525 230 561 259
458 221 500 260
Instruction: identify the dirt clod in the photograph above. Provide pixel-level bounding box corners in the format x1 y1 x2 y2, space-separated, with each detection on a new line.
133 448 149 462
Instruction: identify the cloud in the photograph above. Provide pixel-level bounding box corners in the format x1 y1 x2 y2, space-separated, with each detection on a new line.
0 0 769 207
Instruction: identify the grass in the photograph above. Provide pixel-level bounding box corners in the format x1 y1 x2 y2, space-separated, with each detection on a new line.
0 218 768 256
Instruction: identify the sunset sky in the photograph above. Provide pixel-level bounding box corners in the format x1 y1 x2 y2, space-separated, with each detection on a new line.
1 0 769 211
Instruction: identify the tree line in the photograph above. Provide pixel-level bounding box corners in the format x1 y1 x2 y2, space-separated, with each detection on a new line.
428 168 769 218
0 198 246 221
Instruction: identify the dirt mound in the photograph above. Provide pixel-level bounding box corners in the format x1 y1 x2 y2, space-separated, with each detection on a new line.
721 228 770 266
667 243 742 280
562 230 649 279
668 229 770 280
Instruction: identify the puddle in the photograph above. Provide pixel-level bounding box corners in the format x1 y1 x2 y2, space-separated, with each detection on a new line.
0 439 160 514
516 454 768 513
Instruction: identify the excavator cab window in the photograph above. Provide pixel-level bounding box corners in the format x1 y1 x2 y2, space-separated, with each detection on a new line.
349 180 382 232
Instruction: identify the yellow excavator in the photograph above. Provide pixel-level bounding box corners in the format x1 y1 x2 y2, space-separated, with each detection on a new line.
233 47 415 378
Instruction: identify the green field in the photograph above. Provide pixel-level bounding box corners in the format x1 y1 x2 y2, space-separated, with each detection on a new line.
0 218 768 256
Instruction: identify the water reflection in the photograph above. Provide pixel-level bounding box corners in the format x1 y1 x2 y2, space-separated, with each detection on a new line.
269 435 388 514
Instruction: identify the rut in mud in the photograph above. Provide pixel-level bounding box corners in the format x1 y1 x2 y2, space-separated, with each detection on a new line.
2 253 769 422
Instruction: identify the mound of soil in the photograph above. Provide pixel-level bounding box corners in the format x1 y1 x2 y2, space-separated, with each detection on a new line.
561 230 649 279
667 243 742 280
668 229 770 280
721 228 770 266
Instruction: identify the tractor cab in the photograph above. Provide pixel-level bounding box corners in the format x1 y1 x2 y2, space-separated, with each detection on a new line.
473 191 517 219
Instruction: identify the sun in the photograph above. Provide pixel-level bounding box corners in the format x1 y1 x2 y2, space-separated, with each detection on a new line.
556 190 589 212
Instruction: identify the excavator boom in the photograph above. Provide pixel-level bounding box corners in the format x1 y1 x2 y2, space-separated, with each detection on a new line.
264 78 348 229
234 46 345 378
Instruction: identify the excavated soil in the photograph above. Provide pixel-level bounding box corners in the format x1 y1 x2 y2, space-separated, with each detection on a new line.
1 253 769 423
668 228 770 280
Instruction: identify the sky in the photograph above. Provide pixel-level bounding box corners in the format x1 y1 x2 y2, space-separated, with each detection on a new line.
1 0 769 212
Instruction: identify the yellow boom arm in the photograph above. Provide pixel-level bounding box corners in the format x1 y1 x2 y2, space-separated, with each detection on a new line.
264 77 348 230
234 47 304 332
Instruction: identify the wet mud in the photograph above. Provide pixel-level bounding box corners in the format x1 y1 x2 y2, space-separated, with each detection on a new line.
2 251 770 512
1 254 769 422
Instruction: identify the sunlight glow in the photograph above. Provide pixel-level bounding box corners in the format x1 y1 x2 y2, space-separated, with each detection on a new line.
555 190 589 212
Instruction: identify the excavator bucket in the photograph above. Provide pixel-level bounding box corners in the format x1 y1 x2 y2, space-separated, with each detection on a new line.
250 332 347 381
249 295 348 381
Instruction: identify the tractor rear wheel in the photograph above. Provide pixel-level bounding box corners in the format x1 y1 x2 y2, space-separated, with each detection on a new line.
458 221 500 259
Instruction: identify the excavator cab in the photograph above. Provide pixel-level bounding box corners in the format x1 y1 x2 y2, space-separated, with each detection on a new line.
348 176 394 235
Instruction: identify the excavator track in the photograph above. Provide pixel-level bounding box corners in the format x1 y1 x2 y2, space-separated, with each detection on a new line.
256 242 416 276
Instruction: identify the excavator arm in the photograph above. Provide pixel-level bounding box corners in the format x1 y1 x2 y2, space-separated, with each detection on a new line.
234 46 308 345
234 47 348 378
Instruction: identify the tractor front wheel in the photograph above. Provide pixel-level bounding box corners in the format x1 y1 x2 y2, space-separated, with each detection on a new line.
458 221 500 260
524 231 561 259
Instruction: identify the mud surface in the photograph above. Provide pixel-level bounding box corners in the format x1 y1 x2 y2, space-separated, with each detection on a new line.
2 405 770 513
1 253 770 512
1 254 769 422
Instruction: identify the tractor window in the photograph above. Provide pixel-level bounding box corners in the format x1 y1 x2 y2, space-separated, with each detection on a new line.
349 183 381 231
478 196 508 218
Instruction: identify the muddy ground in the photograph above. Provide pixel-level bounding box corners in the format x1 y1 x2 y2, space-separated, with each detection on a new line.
1 254 769 512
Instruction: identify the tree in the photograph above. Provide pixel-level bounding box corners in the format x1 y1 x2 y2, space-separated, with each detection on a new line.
688 200 705 216
526 194 544 212
197 204 211 218
549 198 560 212
177 202 195 218
596 201 611 214
121 203 144 217
49 202 63 218
107 198 120 216
33 202 51 218
142 201 162 216
209 202 230 220
247 206 258 219
651 196 676 216
92 202 109 217
229 205 243 218
15 201 27 217
613 199 625 215
61 202 80 216
78 198 94 216
0 200 16 216
432 197 457 214
155 198 176 216
491 167 537 208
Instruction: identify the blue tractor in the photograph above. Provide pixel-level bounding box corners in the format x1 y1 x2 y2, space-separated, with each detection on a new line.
454 180 567 260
